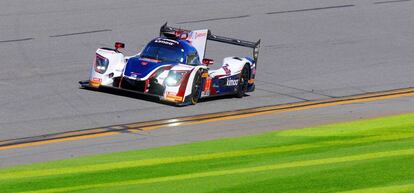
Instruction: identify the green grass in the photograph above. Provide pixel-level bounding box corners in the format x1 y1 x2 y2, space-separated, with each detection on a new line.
1 113 414 193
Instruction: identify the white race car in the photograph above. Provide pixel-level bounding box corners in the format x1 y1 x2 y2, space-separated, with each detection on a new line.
79 23 260 106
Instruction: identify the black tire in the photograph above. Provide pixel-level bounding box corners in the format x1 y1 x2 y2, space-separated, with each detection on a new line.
189 70 202 105
119 77 132 90
113 77 121 87
236 65 249 98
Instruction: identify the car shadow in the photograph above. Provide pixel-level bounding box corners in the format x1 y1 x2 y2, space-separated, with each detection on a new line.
79 86 176 106
198 93 250 103
80 86 249 107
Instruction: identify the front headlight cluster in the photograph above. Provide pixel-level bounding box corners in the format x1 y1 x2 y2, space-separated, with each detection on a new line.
94 54 109 74
165 70 188 86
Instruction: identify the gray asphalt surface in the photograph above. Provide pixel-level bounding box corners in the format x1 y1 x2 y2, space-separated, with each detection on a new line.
1 0 414 141
1 94 414 168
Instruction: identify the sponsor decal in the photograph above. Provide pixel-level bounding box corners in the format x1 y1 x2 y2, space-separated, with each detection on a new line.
141 61 148 65
89 77 102 88
201 90 210 97
166 91 177 97
195 32 207 38
155 39 179 46
165 92 183 102
131 72 140 78
141 58 161 63
222 64 231 75
185 31 207 44
226 78 239 86
188 31 207 39
189 31 206 39
92 77 102 83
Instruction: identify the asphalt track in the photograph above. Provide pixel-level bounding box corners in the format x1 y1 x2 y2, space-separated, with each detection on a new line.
0 0 413 166
1 87 414 150
1 92 414 167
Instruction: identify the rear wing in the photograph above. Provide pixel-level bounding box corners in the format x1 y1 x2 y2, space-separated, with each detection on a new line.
160 22 261 64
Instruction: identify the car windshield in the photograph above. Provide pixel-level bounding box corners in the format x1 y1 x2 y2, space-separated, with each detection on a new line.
141 41 185 63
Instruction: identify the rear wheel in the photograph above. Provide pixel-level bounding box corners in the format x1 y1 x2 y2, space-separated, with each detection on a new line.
190 70 202 105
236 65 249 98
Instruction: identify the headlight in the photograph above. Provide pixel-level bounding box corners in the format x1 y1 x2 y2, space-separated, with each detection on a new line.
94 54 109 74
165 77 178 86
165 70 188 86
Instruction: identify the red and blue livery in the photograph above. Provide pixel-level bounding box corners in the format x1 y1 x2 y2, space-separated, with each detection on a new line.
80 23 260 106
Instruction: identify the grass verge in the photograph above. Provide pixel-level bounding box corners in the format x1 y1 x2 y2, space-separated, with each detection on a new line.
1 113 414 193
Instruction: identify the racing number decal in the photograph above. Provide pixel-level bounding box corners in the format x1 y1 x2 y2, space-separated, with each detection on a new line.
201 78 212 97
222 64 231 75
204 78 212 91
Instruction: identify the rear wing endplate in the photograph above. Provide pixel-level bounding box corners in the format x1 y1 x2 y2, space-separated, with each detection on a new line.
160 22 261 64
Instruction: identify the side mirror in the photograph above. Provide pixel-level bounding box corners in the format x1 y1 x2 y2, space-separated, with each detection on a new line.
202 58 214 66
115 42 125 51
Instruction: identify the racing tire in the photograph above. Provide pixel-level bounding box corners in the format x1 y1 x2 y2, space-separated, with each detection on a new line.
113 77 121 87
235 65 249 98
189 70 202 105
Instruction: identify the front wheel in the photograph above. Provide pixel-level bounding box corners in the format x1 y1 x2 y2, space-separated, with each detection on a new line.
235 65 249 98
189 70 202 105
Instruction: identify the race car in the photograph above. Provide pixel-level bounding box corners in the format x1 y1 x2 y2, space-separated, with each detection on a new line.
79 23 260 106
